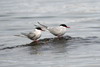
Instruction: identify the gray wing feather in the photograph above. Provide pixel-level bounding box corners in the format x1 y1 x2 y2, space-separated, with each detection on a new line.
21 32 35 40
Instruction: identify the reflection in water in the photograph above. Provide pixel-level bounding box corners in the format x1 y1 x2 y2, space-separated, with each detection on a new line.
27 36 72 54
0 0 100 66
1 36 98 52
0 36 72 54
0 35 100 67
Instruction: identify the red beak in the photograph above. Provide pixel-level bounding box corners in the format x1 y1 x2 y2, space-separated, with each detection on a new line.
66 27 70 28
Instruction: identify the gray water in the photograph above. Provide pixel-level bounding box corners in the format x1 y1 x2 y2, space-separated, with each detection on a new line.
0 0 100 67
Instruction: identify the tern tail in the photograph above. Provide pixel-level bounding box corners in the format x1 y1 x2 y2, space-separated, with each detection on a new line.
14 34 26 38
21 33 28 37
37 22 48 29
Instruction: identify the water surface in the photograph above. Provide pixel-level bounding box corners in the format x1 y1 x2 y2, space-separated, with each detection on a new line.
0 0 100 67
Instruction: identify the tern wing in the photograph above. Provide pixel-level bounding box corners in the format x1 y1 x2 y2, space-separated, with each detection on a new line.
21 32 35 40
48 26 66 36
48 27 61 36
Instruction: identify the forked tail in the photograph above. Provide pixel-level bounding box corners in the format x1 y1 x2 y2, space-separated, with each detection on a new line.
21 33 28 36
14 33 27 38
37 22 48 29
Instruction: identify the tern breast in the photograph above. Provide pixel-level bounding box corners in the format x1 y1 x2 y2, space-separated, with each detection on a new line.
33 29 42 40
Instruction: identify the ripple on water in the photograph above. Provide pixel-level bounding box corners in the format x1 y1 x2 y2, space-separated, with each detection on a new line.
0 36 99 51
0 36 100 67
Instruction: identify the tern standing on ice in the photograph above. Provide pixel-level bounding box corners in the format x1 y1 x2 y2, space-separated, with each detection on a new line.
38 22 70 37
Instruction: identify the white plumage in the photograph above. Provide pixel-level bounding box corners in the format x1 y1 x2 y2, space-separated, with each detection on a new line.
38 22 70 37
21 27 43 41
48 26 67 36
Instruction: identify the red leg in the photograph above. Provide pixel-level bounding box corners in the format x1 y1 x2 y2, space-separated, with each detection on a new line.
34 40 39 43
57 35 62 38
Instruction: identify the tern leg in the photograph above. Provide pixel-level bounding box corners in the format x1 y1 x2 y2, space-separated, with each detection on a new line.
34 40 39 43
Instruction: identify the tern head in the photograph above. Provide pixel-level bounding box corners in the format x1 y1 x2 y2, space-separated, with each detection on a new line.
60 24 70 28
36 27 44 31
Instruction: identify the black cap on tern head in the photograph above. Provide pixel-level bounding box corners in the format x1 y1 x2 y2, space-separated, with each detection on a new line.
60 24 70 28
60 24 67 27
36 27 42 30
